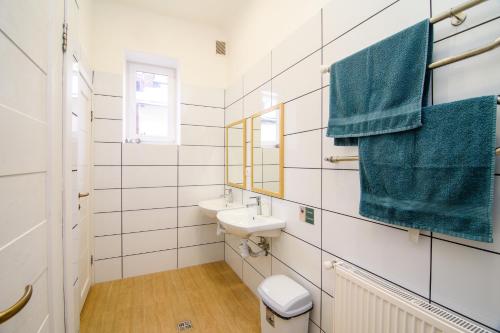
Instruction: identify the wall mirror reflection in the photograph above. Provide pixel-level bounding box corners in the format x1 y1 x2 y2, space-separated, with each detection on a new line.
251 103 284 198
226 118 246 189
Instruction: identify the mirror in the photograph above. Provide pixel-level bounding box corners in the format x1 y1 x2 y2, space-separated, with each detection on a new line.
251 103 284 198
226 118 246 189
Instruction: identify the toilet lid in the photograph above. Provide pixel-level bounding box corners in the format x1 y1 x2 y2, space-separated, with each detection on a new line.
257 275 312 318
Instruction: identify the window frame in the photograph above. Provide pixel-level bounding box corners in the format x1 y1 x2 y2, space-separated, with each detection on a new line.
126 61 177 144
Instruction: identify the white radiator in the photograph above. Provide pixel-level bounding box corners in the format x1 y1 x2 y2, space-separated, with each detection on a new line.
327 262 492 333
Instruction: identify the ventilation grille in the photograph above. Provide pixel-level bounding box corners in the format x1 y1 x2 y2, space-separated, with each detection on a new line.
336 262 492 333
216 40 226 55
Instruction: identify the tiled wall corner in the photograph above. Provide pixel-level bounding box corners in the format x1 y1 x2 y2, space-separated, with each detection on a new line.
224 1 500 331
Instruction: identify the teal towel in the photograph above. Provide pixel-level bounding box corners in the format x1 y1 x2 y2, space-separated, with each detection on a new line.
359 96 497 243
327 19 433 146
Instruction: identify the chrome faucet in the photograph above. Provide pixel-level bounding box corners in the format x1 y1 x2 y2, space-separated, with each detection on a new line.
223 188 233 203
246 196 262 215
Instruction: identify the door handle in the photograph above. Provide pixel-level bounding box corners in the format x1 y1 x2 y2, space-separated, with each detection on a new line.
78 192 90 198
0 285 33 324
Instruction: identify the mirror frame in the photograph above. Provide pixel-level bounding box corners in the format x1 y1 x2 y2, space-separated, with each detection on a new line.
225 118 247 189
250 103 284 198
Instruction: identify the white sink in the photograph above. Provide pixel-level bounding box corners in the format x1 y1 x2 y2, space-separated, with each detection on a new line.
198 198 244 218
216 208 286 238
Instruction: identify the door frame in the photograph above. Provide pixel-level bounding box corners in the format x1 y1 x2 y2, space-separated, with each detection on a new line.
46 0 66 332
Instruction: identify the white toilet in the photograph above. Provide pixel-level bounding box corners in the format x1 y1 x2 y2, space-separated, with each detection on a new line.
257 275 313 333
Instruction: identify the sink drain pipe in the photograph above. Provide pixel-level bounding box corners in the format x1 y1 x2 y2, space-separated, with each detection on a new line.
239 238 270 258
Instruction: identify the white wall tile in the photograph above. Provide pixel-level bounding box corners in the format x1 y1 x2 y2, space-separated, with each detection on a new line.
122 143 177 165
93 189 120 213
322 211 430 297
178 206 215 227
123 249 177 278
272 12 322 76
178 165 224 186
179 146 224 166
178 185 224 206
322 169 360 217
93 72 122 96
432 19 500 104
94 235 121 259
225 99 244 125
93 212 121 236
271 257 322 326
285 90 322 135
272 51 321 103
225 244 243 279
322 0 396 45
242 261 265 297
322 0 429 86
181 84 224 108
181 105 224 127
94 258 122 283
243 54 271 95
93 119 122 142
285 168 321 208
93 95 122 119
122 166 177 188
94 166 121 189
272 198 321 247
94 142 121 165
178 242 224 268
432 240 500 329
178 224 223 247
181 125 224 146
321 291 334 333
243 82 272 118
225 79 243 107
122 187 177 210
271 232 321 287
122 208 177 233
285 130 321 168
123 229 177 255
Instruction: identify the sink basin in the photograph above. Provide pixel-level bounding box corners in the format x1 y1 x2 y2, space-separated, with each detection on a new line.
216 208 286 238
198 198 244 218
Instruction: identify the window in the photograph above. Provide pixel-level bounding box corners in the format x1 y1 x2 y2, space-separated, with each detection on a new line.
126 62 177 143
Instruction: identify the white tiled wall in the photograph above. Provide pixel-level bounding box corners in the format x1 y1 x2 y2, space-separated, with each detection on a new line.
224 2 500 331
92 74 225 282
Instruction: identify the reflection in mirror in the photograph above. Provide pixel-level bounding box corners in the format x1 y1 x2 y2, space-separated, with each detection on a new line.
251 103 284 198
226 119 246 189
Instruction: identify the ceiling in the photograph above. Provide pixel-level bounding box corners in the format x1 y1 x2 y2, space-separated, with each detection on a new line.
99 0 248 29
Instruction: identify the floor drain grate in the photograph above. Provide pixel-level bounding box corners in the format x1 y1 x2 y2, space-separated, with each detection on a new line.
177 320 193 331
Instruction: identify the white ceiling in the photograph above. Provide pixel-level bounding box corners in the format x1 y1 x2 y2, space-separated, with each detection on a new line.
100 0 248 29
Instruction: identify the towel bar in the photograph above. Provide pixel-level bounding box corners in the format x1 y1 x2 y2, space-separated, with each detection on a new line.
325 147 500 163
320 36 500 73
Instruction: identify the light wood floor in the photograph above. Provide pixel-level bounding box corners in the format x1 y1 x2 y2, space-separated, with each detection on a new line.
80 261 261 333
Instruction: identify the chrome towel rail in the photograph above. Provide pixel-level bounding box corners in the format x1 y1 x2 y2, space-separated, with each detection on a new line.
320 0 497 74
325 147 500 163
320 36 500 73
324 97 500 163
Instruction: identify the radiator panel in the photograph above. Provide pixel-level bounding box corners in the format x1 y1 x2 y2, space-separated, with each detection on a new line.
333 264 490 333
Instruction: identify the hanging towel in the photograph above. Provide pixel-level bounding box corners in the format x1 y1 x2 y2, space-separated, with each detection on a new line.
358 96 497 243
327 19 433 146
